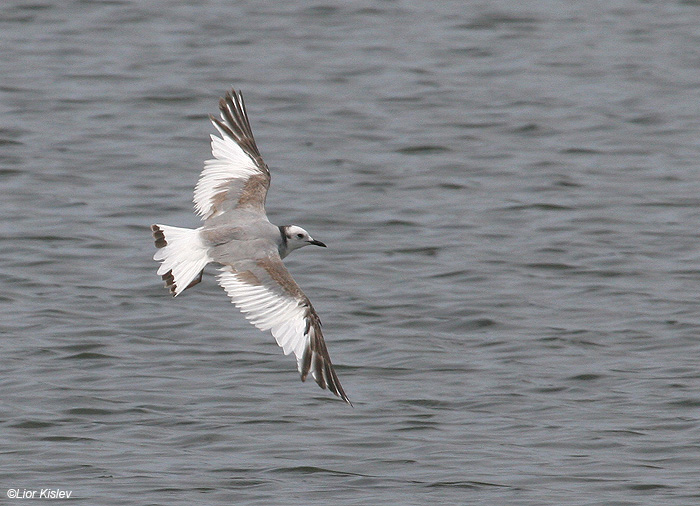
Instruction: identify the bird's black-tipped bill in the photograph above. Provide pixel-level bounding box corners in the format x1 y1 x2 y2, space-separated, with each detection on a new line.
309 239 326 247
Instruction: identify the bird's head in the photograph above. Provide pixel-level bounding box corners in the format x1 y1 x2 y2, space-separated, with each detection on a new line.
280 225 326 256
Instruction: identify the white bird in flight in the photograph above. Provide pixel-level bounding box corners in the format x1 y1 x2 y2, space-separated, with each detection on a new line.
151 89 350 404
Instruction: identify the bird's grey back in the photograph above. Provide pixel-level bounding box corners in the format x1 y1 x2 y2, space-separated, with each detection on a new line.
201 211 283 265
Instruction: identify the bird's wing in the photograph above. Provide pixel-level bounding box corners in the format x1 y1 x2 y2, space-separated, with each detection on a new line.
217 253 351 404
194 89 271 220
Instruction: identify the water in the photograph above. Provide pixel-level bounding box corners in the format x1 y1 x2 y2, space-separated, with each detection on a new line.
2 1 700 504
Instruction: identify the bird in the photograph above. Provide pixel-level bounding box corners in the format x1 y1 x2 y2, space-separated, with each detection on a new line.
151 89 350 405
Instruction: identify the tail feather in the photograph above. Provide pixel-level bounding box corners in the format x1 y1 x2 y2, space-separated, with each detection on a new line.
151 224 210 296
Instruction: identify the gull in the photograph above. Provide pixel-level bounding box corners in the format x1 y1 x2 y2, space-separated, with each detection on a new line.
151 89 350 404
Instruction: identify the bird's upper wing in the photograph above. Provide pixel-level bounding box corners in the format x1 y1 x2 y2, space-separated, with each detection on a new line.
217 253 351 404
194 89 271 220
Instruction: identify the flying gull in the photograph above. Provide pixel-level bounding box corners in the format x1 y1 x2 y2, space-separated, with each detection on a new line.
151 89 350 404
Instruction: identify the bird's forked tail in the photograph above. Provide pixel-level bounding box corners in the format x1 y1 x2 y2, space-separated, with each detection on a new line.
151 224 210 296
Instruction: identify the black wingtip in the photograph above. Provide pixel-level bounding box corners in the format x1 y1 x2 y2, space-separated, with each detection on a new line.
301 332 352 406
212 88 266 171
336 384 353 407
328 366 352 406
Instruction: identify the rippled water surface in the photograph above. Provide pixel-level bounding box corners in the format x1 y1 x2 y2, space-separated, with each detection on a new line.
2 1 700 504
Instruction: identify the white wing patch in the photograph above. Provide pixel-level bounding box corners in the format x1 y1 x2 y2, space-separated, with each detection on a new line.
193 123 260 220
217 267 310 370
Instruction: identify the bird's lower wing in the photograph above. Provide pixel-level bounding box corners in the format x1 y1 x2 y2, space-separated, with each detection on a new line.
217 255 350 404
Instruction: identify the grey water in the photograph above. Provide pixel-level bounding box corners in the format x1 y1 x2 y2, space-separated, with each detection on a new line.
2 1 700 504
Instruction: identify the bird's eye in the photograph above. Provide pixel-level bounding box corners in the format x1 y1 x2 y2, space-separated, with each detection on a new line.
295 233 304 239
